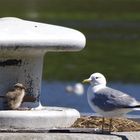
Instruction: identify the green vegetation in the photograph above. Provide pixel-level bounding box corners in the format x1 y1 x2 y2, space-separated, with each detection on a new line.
0 0 140 21
44 40 140 82
0 0 140 82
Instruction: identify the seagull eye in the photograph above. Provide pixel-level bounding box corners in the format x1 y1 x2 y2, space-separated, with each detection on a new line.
95 77 99 79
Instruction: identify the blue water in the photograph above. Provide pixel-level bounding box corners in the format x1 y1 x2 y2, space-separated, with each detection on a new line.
41 81 140 115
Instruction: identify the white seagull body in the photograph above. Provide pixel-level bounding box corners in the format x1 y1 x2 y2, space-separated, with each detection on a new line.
87 85 139 118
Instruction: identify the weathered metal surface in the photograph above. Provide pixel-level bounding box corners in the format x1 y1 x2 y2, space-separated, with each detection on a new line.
0 17 86 52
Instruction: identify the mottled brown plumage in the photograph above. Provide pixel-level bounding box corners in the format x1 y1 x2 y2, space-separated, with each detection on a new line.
6 83 26 110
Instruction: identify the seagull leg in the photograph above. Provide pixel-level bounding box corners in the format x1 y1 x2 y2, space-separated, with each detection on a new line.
102 117 105 133
109 118 113 133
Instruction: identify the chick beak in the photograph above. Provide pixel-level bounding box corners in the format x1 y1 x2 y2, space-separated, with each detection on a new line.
82 79 91 83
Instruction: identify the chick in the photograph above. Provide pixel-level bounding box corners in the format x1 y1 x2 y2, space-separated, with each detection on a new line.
6 83 26 110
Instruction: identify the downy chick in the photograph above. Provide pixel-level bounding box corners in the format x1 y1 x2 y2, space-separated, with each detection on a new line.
6 83 26 110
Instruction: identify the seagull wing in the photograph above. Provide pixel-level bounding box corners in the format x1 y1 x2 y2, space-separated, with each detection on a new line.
91 87 139 111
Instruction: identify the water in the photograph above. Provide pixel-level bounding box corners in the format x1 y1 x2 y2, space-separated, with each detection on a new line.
41 81 140 115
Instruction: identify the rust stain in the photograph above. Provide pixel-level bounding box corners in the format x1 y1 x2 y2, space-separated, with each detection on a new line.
0 59 22 67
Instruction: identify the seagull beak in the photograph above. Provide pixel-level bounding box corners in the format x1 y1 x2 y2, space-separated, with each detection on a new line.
82 79 91 83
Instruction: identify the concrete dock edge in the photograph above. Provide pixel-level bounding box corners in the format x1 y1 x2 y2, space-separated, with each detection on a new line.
0 132 140 140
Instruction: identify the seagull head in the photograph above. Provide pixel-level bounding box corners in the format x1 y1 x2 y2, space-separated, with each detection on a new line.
82 72 107 86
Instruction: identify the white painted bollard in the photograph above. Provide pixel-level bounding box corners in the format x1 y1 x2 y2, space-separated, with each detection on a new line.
0 17 85 109
0 17 86 129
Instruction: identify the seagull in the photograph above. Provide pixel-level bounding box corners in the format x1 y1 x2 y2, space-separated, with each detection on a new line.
66 83 84 95
5 83 26 110
83 72 140 133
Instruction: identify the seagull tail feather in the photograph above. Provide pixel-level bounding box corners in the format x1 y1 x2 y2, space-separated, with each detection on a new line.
123 105 140 110
130 105 140 108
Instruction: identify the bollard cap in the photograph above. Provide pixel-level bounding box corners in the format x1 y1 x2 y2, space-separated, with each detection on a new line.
0 17 86 53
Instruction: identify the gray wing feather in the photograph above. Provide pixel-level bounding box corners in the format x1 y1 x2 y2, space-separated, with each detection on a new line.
92 87 137 111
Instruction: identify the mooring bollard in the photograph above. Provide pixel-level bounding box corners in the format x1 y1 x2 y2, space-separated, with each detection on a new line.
0 17 85 109
0 17 86 129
